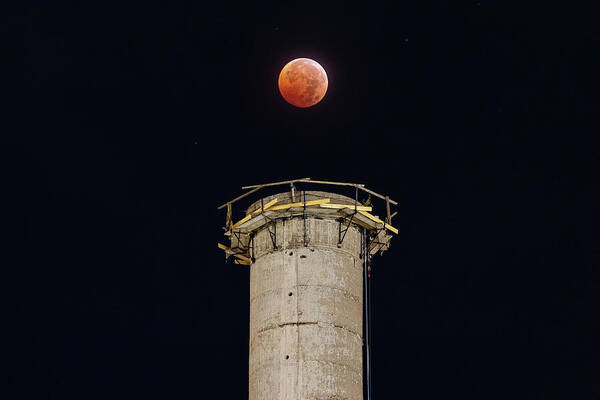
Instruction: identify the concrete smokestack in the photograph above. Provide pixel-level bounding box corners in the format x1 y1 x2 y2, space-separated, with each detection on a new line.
249 192 363 399
218 184 396 400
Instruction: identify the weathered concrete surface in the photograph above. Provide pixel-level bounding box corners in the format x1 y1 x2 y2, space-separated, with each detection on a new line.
248 192 363 400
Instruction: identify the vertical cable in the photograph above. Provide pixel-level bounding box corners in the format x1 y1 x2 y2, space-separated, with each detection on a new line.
363 229 372 400
295 249 300 397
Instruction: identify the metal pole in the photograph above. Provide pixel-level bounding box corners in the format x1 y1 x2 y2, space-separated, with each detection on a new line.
303 191 307 247
363 229 372 400
368 253 373 399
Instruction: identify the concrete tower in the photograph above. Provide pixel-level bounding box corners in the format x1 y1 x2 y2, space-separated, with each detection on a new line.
218 179 397 400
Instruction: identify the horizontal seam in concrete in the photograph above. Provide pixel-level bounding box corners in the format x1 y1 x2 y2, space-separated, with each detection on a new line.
250 321 362 347
276 321 361 336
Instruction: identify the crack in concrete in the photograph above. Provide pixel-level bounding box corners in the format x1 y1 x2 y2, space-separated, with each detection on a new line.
251 321 362 345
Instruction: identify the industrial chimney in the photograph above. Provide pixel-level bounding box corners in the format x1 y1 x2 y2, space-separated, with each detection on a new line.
218 178 397 400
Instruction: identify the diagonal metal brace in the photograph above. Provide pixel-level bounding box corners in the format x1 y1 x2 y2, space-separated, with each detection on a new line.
338 186 360 248
259 198 277 251
267 220 277 251
230 229 249 252
338 213 355 248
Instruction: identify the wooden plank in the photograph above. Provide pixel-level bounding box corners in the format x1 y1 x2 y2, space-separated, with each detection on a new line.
358 211 398 234
229 211 275 232
304 179 365 187
229 198 393 235
249 198 278 216
234 215 267 232
231 214 253 230
217 186 262 210
233 253 252 263
385 195 391 223
231 199 279 230
225 203 232 230
268 198 330 211
218 242 242 255
217 242 229 251
221 179 396 212
369 228 392 255
242 177 311 190
320 203 372 212
337 208 381 231
242 178 367 190
218 243 251 264
231 199 332 232
357 186 398 206
233 199 325 231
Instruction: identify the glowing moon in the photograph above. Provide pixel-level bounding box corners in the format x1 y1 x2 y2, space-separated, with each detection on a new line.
278 58 328 108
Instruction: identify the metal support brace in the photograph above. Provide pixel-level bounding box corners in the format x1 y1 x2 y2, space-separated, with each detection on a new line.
231 229 248 252
250 234 256 262
303 191 308 247
338 186 360 247
267 220 277 251
338 214 355 247
260 198 278 251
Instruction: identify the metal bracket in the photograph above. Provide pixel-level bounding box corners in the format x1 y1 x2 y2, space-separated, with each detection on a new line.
338 214 355 247
250 233 256 262
230 229 246 251
367 228 387 255
267 220 277 250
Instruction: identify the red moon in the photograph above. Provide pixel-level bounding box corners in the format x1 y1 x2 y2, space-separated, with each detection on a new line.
278 58 328 108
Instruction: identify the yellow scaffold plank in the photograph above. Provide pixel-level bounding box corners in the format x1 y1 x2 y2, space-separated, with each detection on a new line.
231 198 279 229
319 203 372 212
231 214 252 230
233 253 252 263
217 242 229 251
218 243 252 265
358 211 399 234
249 198 279 216
268 198 330 211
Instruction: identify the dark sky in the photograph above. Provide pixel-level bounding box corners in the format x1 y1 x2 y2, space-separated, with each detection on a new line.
6 1 599 399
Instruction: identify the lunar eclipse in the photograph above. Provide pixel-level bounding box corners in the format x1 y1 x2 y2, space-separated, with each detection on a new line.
278 58 328 108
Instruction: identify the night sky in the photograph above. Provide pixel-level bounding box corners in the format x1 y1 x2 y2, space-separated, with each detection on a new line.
6 1 599 399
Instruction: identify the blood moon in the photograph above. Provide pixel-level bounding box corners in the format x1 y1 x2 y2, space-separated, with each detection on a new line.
278 58 328 108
